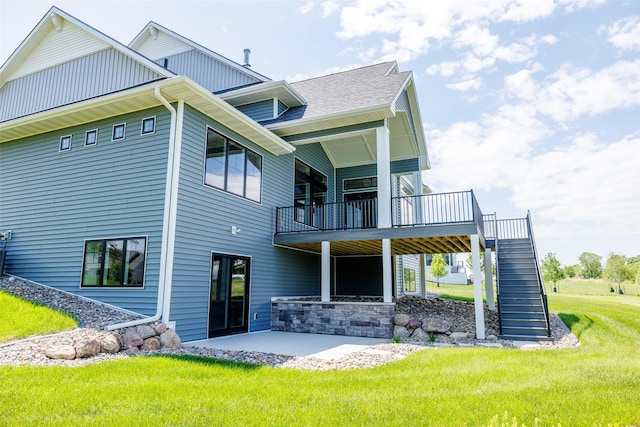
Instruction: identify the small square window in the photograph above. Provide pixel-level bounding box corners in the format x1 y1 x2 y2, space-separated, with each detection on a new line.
59 135 71 152
85 129 98 147
141 117 155 135
112 123 126 141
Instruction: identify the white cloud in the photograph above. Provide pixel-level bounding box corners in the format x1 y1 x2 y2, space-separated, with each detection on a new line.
321 1 341 17
299 1 316 15
446 78 483 92
559 0 607 13
602 16 640 51
426 61 460 77
505 60 640 122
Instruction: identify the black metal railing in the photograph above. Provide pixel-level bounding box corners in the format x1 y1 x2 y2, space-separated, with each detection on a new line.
495 218 529 239
493 212 502 335
526 210 551 337
483 213 497 240
276 190 486 234
276 199 378 233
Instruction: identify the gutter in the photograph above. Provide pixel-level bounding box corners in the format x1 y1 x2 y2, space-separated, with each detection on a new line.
108 87 182 330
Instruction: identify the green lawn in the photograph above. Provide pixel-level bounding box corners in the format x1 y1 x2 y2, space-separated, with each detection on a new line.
1 284 639 425
0 290 77 343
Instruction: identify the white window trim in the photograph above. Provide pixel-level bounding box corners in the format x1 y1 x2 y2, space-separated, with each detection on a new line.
59 134 72 152
84 129 98 147
141 116 156 135
112 123 126 142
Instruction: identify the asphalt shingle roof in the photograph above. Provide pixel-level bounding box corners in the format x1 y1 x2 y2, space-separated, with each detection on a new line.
263 62 410 125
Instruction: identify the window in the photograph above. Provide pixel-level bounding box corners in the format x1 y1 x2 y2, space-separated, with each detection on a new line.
112 123 126 141
141 117 155 135
59 135 71 151
404 268 416 292
85 129 98 147
204 127 262 202
294 159 327 225
81 237 146 287
344 176 377 191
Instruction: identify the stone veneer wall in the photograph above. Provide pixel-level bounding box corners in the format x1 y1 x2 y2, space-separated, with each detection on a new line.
271 298 395 338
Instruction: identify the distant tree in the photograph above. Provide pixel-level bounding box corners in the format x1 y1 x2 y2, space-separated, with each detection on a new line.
627 256 640 284
578 252 603 279
541 253 565 292
465 252 495 278
563 264 579 278
604 253 631 294
430 254 448 288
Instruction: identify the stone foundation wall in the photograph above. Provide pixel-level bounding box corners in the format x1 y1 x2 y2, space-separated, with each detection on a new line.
271 298 395 338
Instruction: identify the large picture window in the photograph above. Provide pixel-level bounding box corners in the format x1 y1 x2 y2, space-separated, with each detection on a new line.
81 237 146 287
294 159 327 226
205 128 262 202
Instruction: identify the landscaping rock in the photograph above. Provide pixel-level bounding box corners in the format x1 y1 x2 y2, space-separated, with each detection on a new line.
410 328 429 341
159 329 181 349
393 325 410 339
140 337 161 351
100 334 121 353
136 325 156 340
46 345 76 360
393 313 411 327
407 320 422 330
75 339 101 358
423 318 450 333
154 323 167 334
122 329 144 349
450 331 468 339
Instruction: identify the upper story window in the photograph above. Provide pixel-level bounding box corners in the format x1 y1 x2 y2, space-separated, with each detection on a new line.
112 123 126 141
59 135 71 152
81 237 146 287
85 129 98 147
141 117 155 135
205 127 262 203
294 159 327 225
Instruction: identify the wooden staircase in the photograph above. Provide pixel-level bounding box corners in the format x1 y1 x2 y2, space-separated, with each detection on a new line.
496 237 551 340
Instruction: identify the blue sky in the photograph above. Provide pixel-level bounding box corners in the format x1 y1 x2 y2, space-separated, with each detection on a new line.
1 0 639 265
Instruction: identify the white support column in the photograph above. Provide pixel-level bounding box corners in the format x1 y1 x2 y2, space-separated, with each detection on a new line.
321 241 330 302
420 253 427 298
412 171 424 224
471 234 486 339
376 122 391 228
484 248 496 311
382 239 393 303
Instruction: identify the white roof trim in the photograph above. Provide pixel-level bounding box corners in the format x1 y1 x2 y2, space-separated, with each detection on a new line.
219 80 306 107
0 7 173 87
129 21 270 83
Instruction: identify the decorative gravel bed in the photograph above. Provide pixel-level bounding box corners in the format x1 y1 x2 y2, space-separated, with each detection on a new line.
0 276 578 370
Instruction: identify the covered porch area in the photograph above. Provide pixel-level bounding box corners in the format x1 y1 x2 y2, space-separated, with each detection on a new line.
273 191 497 339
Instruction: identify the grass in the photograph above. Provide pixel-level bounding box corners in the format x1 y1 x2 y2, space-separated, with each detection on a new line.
1 284 640 425
0 290 77 343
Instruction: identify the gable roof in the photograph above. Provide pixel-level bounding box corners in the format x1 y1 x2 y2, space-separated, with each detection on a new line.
129 21 270 83
0 7 172 88
218 80 306 108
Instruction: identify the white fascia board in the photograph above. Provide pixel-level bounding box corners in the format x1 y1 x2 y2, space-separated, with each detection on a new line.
0 76 294 155
0 7 173 88
219 80 306 107
265 103 394 135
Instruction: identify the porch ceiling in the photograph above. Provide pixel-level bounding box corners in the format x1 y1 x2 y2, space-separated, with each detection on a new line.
276 234 475 256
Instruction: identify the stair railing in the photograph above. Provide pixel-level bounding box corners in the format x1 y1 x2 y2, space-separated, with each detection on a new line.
493 212 502 335
526 210 551 337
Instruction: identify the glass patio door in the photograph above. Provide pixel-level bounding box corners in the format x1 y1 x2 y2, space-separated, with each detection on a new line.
344 191 378 229
209 254 250 337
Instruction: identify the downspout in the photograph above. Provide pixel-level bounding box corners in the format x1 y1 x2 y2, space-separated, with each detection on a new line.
108 87 181 330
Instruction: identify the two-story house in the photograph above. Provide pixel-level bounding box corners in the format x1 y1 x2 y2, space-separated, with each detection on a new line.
0 7 551 342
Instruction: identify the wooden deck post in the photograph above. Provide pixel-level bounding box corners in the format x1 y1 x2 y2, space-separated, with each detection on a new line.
471 234 486 339
321 241 330 302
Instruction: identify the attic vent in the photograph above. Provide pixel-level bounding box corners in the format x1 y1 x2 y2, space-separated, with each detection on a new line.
243 49 251 68
149 26 158 40
50 13 63 32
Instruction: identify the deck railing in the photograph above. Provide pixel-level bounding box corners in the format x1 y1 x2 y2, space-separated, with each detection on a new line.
526 211 551 337
276 190 485 234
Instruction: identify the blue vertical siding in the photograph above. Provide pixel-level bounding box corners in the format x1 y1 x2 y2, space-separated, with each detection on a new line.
158 50 261 93
168 106 334 341
0 49 163 122
0 107 170 314
236 100 274 122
